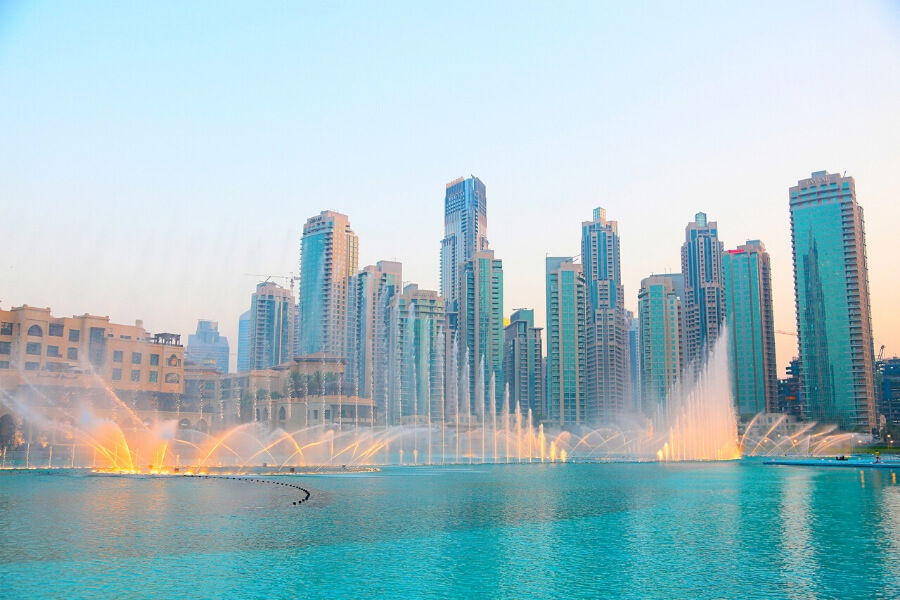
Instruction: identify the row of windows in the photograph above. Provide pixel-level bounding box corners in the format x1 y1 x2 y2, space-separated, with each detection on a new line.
1 323 83 342
109 369 178 383
112 351 159 365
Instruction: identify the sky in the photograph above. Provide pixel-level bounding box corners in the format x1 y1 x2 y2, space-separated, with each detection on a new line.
1 1 899 373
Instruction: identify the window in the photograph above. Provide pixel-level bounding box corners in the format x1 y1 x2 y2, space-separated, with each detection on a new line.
47 345 61 358
131 370 140 382
167 354 180 367
112 368 122 381
48 323 64 337
67 347 78 360
25 362 39 371
131 352 142 365
0 342 9 355
150 354 160 366
113 350 123 363
46 362 66 372
27 325 42 337
69 329 80 342
164 373 180 384
26 342 41 355
0 361 8 369
0 322 13 335
149 371 159 383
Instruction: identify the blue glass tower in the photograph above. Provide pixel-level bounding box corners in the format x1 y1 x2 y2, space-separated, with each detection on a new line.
545 257 586 426
681 212 725 367
723 241 777 417
790 171 876 431
185 320 230 373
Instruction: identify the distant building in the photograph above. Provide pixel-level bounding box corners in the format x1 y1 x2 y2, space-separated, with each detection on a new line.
236 310 251 373
681 212 725 367
461 250 504 415
777 358 802 419
185 320 229 373
877 358 900 427
638 274 683 417
503 309 543 420
247 282 294 371
545 257 587 426
298 210 359 357
723 241 777 417
581 207 628 422
790 170 876 431
626 310 641 413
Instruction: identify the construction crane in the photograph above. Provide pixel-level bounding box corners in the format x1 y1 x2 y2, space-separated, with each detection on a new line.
775 330 797 337
244 273 299 296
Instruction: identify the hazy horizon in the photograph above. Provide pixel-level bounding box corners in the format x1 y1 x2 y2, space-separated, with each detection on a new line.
2 1 899 373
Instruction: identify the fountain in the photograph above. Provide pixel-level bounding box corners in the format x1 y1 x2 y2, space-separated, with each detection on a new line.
0 329 859 472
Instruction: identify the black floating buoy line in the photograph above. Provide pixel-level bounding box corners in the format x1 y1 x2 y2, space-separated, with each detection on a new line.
186 473 311 506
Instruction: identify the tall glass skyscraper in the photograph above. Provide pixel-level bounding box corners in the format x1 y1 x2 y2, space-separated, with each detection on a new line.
545 257 586 426
790 171 876 431
638 274 683 417
298 210 359 357
723 240 777 418
503 309 544 420
581 208 627 422
460 250 503 415
440 176 488 326
185 320 230 373
681 212 725 367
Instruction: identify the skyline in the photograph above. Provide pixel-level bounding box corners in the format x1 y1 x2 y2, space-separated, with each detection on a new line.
2 2 900 374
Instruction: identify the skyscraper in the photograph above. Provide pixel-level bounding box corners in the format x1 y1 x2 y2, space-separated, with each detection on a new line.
440 176 488 327
298 210 359 357
790 170 876 431
625 310 641 413
723 240 777 417
185 320 230 373
461 250 504 415
237 310 251 373
681 212 725 367
346 261 402 403
247 281 294 370
387 284 446 425
545 257 587 426
581 208 627 422
503 309 543 419
638 274 684 417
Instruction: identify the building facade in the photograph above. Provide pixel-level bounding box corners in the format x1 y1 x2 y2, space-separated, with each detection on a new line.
387 285 446 425
581 208 627 422
545 257 587 426
790 170 876 431
461 250 504 415
185 319 230 373
681 212 725 367
626 310 641 413
723 240 777 417
440 176 488 326
298 210 359 357
503 309 543 419
247 282 294 371
638 274 683 417
346 261 402 401
237 310 251 373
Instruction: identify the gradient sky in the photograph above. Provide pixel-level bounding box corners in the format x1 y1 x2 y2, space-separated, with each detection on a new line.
2 1 899 372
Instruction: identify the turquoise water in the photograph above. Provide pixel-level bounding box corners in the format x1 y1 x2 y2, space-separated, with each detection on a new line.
2 461 899 599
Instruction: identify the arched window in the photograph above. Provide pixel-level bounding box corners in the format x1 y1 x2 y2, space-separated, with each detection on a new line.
27 325 42 337
167 354 181 367
278 406 286 421
178 418 191 429
165 373 180 384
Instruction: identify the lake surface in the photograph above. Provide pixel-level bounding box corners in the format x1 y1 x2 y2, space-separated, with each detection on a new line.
2 461 899 599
